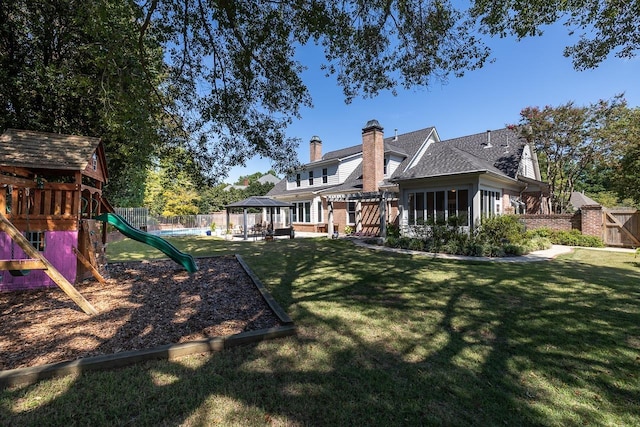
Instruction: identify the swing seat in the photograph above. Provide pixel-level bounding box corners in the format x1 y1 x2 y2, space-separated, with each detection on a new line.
9 269 31 277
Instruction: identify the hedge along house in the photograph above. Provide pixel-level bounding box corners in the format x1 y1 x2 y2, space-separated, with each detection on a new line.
0 129 111 292
267 120 549 237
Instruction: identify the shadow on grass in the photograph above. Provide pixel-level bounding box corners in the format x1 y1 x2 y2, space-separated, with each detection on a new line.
2 239 639 425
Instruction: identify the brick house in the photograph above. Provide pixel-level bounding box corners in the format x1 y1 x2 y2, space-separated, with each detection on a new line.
267 120 549 236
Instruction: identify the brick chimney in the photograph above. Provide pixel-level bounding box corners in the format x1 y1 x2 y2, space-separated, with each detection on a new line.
310 135 322 162
362 119 384 192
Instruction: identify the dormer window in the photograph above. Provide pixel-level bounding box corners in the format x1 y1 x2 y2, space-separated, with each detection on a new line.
322 168 328 183
92 153 97 171
309 171 314 185
296 173 301 187
383 157 389 175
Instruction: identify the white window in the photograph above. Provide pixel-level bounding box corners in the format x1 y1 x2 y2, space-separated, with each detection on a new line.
317 201 323 223
407 189 469 226
322 168 328 184
296 173 301 187
292 201 312 223
92 153 97 171
480 189 502 216
309 171 314 185
347 201 357 225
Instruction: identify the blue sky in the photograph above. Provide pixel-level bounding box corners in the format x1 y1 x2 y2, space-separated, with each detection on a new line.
226 23 640 184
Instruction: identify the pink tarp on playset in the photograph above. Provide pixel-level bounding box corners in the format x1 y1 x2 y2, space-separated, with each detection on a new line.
0 231 78 292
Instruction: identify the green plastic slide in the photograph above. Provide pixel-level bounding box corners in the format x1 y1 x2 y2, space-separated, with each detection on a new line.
96 213 198 273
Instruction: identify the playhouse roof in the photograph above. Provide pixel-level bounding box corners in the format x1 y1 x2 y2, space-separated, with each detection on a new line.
0 129 102 171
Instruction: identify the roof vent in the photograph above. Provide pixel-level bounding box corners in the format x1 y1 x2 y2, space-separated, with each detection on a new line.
501 134 510 153
394 128 398 141
483 130 493 148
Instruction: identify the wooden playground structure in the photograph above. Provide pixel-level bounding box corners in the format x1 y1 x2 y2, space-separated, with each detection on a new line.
0 129 113 315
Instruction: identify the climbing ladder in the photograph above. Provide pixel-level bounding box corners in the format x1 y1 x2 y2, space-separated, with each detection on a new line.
0 212 98 315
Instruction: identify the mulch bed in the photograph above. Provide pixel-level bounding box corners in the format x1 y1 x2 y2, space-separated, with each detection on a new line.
0 256 283 371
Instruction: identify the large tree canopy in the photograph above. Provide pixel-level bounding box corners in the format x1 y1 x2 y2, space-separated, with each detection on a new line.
2 0 638 204
0 0 169 206
138 0 492 180
470 0 640 70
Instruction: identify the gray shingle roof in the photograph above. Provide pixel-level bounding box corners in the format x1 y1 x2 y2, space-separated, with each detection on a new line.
226 196 293 208
569 192 600 209
393 128 525 181
0 129 101 171
268 127 435 196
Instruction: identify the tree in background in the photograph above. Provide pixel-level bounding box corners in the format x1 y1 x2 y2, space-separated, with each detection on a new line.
143 149 204 216
0 0 170 206
611 108 640 207
518 95 632 213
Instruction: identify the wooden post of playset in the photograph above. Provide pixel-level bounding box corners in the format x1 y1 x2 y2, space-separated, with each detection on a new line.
0 212 98 315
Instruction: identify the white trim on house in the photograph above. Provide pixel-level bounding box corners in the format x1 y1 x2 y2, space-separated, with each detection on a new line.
403 130 438 172
384 154 404 178
518 145 537 180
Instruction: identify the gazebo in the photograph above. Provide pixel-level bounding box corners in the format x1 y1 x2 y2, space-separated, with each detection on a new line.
225 196 294 240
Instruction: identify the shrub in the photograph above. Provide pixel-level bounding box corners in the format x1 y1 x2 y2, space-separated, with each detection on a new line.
503 243 525 256
464 241 487 257
442 239 464 255
521 236 552 253
486 244 506 257
552 230 604 247
477 215 525 245
525 228 604 248
386 222 400 238
408 239 425 251
525 227 553 239
385 236 398 248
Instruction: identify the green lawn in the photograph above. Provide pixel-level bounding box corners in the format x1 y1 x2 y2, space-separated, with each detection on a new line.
2 237 639 426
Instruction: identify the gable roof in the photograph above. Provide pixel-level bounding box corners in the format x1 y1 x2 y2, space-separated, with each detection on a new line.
569 192 600 209
0 129 102 171
268 126 435 197
392 128 525 182
258 173 280 185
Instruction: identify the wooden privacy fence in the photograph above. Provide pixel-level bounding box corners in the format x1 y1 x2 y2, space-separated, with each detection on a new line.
603 208 640 247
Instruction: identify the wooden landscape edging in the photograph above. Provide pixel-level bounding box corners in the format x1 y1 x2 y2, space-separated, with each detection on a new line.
0 255 296 388
0 325 296 388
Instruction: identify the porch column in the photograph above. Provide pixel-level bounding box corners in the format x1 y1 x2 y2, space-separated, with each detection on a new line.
356 200 362 232
242 209 248 240
380 192 387 238
471 183 481 228
327 200 334 238
398 191 405 236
